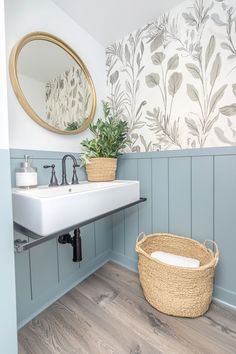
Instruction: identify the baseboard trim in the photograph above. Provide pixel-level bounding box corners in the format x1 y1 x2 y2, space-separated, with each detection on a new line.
213 285 236 309
213 297 236 310
110 251 138 272
17 251 111 329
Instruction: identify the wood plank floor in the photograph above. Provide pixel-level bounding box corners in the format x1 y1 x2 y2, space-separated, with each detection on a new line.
18 261 236 354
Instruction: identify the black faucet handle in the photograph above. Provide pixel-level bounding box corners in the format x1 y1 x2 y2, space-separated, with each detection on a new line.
43 164 59 187
43 164 54 168
72 164 79 185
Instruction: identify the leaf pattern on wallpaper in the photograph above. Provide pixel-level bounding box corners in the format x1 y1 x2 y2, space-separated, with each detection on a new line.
145 73 160 87
212 5 236 60
219 84 236 117
146 48 183 149
184 31 228 147
106 25 153 151
45 66 92 130
232 83 236 97
215 127 234 144
106 0 236 152
186 64 201 79
220 104 236 116
205 35 216 69
187 84 199 102
168 72 183 96
146 108 181 148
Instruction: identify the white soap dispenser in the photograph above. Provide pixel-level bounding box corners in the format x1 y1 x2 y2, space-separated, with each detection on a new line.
16 155 38 188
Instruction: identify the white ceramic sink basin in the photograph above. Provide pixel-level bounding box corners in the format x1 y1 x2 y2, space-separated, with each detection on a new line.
12 180 140 236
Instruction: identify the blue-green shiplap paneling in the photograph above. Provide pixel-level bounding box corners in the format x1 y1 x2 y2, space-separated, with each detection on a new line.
0 149 17 353
138 159 152 234
152 158 169 232
169 157 191 236
118 146 236 159
10 149 112 328
214 155 236 306
112 158 127 255
30 239 59 300
122 159 139 260
81 223 96 264
192 156 214 243
112 210 125 255
113 147 236 307
95 216 113 255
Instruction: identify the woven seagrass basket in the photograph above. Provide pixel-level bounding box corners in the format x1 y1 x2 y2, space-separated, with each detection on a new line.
136 233 219 318
85 157 117 182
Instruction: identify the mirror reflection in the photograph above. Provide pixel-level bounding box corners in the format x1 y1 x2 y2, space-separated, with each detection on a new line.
10 33 96 134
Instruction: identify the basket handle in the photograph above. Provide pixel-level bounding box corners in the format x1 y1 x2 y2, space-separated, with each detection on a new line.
204 240 219 265
136 232 146 243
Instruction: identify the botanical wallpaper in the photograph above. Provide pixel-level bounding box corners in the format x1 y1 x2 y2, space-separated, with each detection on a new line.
106 0 236 152
45 65 92 131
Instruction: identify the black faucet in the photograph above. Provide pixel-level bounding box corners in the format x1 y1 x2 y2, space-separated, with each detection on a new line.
43 164 59 187
61 154 80 185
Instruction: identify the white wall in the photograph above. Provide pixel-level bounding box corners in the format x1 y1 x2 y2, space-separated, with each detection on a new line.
0 0 9 149
0 1 17 352
5 0 106 152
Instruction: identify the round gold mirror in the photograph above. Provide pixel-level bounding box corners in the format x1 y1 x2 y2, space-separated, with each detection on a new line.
9 32 96 135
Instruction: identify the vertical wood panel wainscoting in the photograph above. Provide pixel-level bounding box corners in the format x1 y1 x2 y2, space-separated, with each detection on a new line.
11 146 236 328
112 147 236 310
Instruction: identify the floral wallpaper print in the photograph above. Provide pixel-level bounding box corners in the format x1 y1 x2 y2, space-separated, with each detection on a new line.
45 65 92 131
106 0 236 152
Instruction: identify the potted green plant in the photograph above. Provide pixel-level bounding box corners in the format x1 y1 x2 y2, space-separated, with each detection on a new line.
80 101 129 181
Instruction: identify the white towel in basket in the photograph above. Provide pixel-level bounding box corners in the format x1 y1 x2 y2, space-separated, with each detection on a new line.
151 251 200 268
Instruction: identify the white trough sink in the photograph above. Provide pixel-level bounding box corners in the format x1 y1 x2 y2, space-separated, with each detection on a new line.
12 180 140 236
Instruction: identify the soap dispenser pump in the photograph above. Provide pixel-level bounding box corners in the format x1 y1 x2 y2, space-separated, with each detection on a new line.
16 155 38 188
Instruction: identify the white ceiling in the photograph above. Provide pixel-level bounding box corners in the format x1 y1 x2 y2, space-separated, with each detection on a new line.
52 0 183 46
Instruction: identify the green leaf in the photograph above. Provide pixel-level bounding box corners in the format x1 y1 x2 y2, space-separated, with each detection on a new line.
186 63 201 79
209 84 227 113
210 53 221 87
151 52 165 65
145 73 160 88
80 101 129 160
205 36 215 70
187 84 199 102
168 72 183 96
66 121 80 131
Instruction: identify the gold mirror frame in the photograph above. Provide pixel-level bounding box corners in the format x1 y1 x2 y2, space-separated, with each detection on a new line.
9 32 96 135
